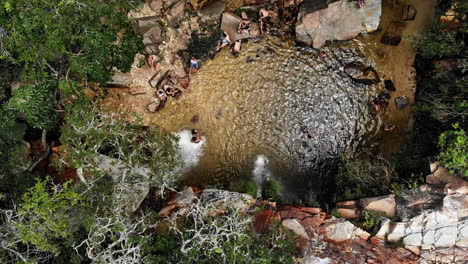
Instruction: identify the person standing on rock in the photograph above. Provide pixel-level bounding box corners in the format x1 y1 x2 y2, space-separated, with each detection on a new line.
259 8 271 35
232 40 242 56
147 55 160 71
190 57 200 74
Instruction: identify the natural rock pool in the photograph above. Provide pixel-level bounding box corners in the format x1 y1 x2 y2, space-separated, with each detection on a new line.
147 37 386 201
102 0 437 202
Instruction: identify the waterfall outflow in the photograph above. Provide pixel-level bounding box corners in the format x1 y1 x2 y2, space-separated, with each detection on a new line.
173 130 206 174
253 155 271 185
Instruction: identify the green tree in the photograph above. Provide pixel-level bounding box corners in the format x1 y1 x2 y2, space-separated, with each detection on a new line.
14 179 83 254
0 0 144 85
262 179 281 201
0 106 26 178
8 83 57 130
438 124 468 177
58 98 181 190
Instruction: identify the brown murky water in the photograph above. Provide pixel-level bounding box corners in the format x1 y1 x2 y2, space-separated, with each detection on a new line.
148 36 387 200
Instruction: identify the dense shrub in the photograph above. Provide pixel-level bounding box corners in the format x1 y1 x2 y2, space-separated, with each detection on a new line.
262 179 281 201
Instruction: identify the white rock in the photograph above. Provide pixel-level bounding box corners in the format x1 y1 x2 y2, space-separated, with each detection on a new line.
434 226 458 247
324 219 370 243
282 218 309 239
375 218 391 239
404 233 423 247
387 222 408 243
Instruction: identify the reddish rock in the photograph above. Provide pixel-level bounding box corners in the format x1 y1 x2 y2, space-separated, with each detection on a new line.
190 186 204 196
336 200 358 209
158 204 178 217
253 209 275 233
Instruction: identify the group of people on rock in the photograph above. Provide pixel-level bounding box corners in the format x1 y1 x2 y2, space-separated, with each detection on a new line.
151 72 183 112
215 6 295 56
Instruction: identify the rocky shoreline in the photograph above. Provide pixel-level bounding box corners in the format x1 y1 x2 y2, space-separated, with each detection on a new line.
153 162 467 263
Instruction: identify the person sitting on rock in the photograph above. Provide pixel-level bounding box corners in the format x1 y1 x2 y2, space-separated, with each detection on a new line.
190 57 200 74
384 123 395 131
238 19 251 34
163 84 174 96
191 129 202 143
259 8 271 21
215 31 231 52
232 40 242 56
156 89 167 101
172 87 182 98
259 8 272 35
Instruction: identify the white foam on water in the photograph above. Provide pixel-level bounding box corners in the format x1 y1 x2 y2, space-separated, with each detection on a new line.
173 130 206 174
252 155 271 185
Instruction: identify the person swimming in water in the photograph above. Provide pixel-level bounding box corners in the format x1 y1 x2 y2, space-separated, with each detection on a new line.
318 50 327 59
384 123 395 131
191 129 202 143
215 31 231 52
304 129 314 141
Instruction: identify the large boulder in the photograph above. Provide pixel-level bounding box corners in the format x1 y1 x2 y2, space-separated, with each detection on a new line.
359 194 396 217
94 154 152 213
322 218 370 243
296 0 382 49
396 187 445 220
344 61 380 85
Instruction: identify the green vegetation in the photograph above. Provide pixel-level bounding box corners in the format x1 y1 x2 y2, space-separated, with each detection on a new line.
262 179 281 201
438 124 468 176
335 156 395 201
361 210 388 231
14 179 83 254
186 20 222 60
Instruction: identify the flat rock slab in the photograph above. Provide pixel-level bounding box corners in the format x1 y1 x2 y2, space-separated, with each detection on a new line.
296 0 382 48
220 12 260 42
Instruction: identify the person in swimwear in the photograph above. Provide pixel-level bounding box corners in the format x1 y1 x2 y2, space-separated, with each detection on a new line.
156 89 167 101
232 40 242 56
216 31 231 52
238 19 251 34
384 123 395 131
304 129 314 141
191 129 202 143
